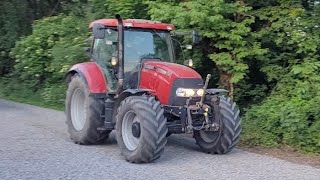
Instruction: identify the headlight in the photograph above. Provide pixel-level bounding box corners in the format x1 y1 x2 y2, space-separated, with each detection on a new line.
176 88 204 97
196 89 204 96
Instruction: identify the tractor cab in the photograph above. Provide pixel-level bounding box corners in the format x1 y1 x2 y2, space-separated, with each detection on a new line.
89 18 175 92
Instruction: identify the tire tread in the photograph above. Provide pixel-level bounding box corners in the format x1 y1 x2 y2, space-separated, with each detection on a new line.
65 74 110 145
194 96 241 154
116 96 167 163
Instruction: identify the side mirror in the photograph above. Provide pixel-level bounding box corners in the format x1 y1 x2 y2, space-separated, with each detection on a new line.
92 23 105 39
184 59 193 67
192 30 200 44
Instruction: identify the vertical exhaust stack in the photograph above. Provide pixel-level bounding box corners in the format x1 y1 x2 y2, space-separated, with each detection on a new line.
116 14 124 94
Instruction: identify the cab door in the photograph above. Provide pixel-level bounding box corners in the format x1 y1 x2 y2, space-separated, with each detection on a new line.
91 28 118 92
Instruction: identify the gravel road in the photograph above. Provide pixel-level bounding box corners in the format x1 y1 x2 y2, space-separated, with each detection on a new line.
0 99 319 180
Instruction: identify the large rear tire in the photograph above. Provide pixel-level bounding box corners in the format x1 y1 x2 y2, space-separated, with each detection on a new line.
194 96 241 154
116 96 167 163
65 74 110 145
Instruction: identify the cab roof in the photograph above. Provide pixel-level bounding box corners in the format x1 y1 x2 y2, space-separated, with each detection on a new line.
89 19 175 31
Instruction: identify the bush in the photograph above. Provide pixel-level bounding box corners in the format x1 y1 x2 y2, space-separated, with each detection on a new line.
242 76 320 153
10 14 90 104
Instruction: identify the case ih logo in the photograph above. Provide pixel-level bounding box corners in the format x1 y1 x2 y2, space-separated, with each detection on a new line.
143 64 172 76
143 64 155 70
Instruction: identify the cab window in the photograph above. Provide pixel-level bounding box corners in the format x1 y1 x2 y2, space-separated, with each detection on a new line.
92 28 118 92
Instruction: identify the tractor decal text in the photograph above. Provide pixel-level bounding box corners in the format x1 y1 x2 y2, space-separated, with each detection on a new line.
143 64 171 77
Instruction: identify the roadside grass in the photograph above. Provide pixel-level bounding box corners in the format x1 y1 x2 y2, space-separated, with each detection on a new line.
0 80 63 111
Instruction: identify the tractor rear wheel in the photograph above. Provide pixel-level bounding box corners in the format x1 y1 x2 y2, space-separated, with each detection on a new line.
194 96 241 154
65 74 110 145
116 96 167 163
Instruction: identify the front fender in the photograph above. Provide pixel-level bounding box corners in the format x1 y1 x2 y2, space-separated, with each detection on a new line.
206 89 228 95
116 89 154 103
112 89 154 123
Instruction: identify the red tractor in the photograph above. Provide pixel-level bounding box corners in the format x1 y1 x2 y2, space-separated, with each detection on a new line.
65 15 241 163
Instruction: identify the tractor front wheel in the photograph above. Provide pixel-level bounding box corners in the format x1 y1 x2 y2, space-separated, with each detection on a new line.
116 96 167 163
65 74 110 144
194 96 241 154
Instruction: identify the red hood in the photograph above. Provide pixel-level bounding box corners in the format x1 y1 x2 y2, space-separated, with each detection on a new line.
143 61 201 79
139 61 202 105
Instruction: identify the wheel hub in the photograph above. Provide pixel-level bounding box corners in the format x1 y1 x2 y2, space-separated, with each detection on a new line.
70 88 86 131
131 122 141 138
122 110 140 151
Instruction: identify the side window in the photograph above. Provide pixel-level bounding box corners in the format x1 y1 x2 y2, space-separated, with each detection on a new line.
92 29 118 92
92 29 118 68
153 33 170 61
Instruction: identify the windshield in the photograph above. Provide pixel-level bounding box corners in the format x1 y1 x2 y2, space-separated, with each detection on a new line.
96 28 174 72
92 28 174 90
124 29 173 72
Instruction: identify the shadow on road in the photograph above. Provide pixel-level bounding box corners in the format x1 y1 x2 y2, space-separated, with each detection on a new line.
97 131 199 150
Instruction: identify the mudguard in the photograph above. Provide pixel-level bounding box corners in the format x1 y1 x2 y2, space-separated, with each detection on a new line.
206 89 228 95
111 89 153 124
116 89 153 103
65 62 107 94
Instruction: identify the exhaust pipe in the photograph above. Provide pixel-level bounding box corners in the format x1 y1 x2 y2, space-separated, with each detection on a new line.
116 14 124 94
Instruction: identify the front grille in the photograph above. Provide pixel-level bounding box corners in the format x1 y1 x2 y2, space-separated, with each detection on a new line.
168 78 203 106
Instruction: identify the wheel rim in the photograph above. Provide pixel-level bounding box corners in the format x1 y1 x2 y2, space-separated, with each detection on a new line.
199 130 220 143
70 88 86 131
198 109 222 143
122 110 140 151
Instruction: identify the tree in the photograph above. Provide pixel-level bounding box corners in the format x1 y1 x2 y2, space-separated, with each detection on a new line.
241 0 320 153
0 0 75 76
91 0 148 19
0 0 32 76
147 0 267 98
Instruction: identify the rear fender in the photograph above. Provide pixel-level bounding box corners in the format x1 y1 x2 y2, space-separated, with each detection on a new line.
65 62 107 95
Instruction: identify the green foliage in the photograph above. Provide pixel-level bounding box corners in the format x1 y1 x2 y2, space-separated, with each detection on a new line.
10 14 89 104
0 77 63 110
91 0 148 19
147 0 320 153
0 0 32 75
0 0 74 76
147 0 267 84
6 0 149 105
242 88 320 153
241 1 320 154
